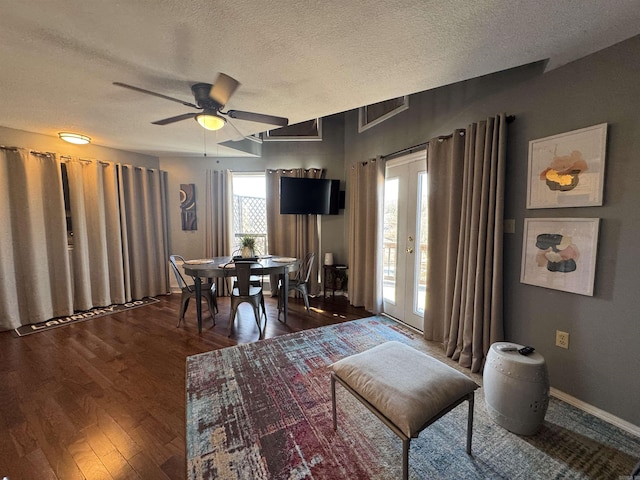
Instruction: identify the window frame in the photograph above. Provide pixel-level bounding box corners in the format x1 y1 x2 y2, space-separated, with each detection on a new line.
263 118 322 142
358 96 409 133
230 171 269 255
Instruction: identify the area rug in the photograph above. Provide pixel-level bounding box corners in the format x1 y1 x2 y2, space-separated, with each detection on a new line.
12 297 159 337
186 316 640 479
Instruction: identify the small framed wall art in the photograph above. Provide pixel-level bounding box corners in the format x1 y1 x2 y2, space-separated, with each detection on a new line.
526 123 607 209
180 183 197 231
520 217 600 296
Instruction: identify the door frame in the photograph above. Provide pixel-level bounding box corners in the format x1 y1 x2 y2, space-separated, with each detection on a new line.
382 150 427 330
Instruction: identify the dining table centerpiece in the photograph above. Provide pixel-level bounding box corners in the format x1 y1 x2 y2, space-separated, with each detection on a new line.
240 235 257 258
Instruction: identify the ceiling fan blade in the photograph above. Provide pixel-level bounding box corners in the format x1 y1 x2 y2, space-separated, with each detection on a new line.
113 82 199 109
209 73 240 107
225 110 289 127
151 112 198 125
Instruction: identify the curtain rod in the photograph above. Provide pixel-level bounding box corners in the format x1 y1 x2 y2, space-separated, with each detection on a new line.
267 168 323 173
2 146 126 169
381 142 428 161
381 133 457 161
381 114 515 161
0 145 57 157
31 150 55 157
60 155 111 166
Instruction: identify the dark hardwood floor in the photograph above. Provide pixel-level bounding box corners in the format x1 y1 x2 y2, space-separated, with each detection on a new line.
0 293 371 479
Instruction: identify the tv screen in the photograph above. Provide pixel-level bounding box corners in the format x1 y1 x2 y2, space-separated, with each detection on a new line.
280 177 340 215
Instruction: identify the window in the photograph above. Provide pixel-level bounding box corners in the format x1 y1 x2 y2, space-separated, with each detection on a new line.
358 96 409 133
263 118 322 141
60 163 73 245
231 172 268 255
383 177 399 303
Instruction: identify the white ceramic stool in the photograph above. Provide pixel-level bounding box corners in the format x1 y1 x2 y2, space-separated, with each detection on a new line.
483 342 549 435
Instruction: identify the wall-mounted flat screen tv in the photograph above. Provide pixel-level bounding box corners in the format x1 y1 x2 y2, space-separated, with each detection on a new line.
280 177 340 215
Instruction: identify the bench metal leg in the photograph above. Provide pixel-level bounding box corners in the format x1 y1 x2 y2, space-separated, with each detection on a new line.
331 372 337 430
331 371 475 478
466 392 474 454
402 438 410 480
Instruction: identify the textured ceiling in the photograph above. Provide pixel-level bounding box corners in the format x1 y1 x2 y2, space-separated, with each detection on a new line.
1 1 639 157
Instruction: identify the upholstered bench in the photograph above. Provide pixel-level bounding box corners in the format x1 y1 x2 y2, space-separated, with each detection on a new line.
330 341 479 480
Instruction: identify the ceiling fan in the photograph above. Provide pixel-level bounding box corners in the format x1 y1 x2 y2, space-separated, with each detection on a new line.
113 73 289 133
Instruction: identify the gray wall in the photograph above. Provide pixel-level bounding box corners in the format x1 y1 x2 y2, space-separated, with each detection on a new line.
344 36 640 427
160 113 347 264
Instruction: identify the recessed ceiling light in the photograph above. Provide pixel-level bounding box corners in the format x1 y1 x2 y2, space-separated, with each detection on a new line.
58 132 91 145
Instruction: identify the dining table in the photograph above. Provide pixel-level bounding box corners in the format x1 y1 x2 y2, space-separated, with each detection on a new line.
181 256 300 333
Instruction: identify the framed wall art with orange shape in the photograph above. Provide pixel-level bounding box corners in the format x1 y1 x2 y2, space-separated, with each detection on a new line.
526 123 607 209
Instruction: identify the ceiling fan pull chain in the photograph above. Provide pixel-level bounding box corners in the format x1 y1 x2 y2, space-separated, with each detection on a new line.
203 128 207 157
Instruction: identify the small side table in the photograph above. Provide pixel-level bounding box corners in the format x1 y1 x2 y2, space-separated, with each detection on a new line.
323 265 348 299
483 342 549 436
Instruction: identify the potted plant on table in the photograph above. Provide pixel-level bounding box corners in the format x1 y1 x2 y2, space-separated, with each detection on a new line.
240 235 257 258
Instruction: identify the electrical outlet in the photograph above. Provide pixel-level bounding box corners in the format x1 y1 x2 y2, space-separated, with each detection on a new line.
504 219 515 234
556 330 569 349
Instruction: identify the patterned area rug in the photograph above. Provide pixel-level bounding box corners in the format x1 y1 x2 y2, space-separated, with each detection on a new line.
12 297 159 336
186 316 639 479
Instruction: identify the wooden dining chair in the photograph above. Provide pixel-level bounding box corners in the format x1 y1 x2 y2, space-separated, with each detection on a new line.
169 255 217 327
225 261 267 338
278 252 315 318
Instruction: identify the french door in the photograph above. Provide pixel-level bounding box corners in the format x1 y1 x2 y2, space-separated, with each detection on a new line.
382 151 428 330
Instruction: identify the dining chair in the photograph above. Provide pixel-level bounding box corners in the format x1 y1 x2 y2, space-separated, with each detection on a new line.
230 249 266 314
225 260 267 338
278 252 315 318
169 255 217 327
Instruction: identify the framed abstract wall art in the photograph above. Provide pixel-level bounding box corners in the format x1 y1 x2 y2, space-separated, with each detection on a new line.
180 183 197 231
520 218 600 296
526 123 607 209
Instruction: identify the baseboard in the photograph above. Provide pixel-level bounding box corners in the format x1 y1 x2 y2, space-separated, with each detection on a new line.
319 290 348 299
381 313 424 335
550 387 640 438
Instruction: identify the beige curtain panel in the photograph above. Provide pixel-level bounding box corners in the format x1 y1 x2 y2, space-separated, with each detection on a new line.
0 149 170 331
424 114 506 373
65 159 126 310
347 158 384 313
266 168 322 295
205 169 232 295
0 149 73 329
205 169 232 258
118 165 170 301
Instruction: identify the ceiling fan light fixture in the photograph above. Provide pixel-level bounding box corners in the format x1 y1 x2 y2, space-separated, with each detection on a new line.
196 112 226 131
58 132 91 145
